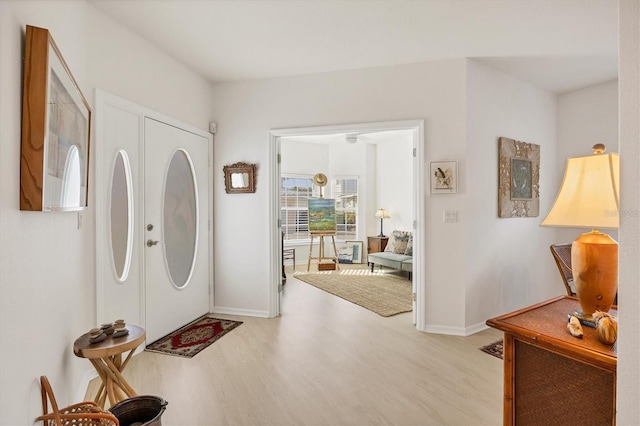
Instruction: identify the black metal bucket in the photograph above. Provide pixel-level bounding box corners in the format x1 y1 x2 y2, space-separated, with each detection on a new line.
109 395 167 426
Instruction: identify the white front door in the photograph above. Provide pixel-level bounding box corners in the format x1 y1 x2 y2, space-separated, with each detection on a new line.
144 118 210 343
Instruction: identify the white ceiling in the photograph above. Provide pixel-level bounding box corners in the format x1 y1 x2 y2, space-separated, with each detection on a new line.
90 0 618 94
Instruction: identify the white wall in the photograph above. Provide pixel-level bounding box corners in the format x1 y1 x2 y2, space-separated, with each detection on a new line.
211 59 467 324
281 140 329 176
618 0 640 422
329 142 370 243
465 59 560 328
0 1 213 423
375 136 414 234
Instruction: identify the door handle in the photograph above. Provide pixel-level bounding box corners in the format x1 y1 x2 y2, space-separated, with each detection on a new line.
147 239 161 247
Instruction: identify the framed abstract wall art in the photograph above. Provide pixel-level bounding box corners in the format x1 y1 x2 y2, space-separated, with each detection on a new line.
20 25 91 211
498 137 540 218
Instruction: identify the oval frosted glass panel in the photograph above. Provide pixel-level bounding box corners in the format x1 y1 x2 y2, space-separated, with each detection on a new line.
110 150 134 282
60 145 81 207
163 149 198 289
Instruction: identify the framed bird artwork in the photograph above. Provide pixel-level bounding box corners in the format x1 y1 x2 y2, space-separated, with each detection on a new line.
430 161 458 194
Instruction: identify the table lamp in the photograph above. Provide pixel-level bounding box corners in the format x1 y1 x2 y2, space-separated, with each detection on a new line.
541 144 619 322
375 208 390 237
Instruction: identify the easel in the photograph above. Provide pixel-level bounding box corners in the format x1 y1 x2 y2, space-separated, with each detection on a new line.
307 231 340 271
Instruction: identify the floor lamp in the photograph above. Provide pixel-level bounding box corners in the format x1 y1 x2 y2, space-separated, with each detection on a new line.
541 145 619 322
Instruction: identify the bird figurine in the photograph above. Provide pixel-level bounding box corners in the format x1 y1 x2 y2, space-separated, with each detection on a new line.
567 315 584 338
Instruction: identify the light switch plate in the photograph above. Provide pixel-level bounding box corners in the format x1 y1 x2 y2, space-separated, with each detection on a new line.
443 210 458 223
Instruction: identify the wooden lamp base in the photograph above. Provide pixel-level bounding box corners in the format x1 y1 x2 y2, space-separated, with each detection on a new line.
571 230 618 322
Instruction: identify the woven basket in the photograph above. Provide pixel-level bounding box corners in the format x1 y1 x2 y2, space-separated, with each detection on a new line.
37 376 119 426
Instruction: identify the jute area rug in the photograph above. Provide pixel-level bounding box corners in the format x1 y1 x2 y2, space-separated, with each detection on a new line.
292 264 412 317
145 314 242 358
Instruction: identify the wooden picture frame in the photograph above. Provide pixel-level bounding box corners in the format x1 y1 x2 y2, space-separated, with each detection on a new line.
20 25 91 211
223 162 257 193
430 161 458 194
345 240 364 263
498 137 540 217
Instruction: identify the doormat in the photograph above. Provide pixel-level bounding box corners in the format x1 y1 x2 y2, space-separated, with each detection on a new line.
145 315 242 358
479 339 503 360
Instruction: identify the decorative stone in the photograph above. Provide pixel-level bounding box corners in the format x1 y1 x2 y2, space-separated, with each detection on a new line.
112 328 129 338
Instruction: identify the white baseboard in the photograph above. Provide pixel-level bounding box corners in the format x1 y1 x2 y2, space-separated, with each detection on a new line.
212 306 270 318
422 321 489 336
465 321 489 336
422 324 468 336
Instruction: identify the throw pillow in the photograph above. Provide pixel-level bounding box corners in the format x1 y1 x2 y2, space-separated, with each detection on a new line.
404 235 413 256
385 230 411 254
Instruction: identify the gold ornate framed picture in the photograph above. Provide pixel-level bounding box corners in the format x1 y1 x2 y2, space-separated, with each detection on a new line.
498 137 540 217
223 162 257 194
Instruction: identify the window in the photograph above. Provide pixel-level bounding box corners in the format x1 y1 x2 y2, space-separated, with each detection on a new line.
332 177 358 240
281 175 358 242
281 175 314 241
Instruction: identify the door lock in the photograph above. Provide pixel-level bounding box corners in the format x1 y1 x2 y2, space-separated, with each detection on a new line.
146 239 160 247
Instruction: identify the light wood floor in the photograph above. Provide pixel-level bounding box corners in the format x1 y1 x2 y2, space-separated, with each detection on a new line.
96 273 504 425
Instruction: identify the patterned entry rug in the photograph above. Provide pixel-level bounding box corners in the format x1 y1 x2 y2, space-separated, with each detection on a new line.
293 266 412 317
480 339 504 359
145 315 242 358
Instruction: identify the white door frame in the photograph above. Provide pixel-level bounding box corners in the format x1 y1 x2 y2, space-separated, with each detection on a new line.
268 119 426 331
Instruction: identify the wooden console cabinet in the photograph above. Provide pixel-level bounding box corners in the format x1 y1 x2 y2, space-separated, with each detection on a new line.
367 236 388 254
487 296 617 426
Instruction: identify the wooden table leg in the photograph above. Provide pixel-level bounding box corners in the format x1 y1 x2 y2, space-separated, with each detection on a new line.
104 356 137 397
307 234 314 271
89 352 138 408
503 334 515 426
330 235 339 270
89 359 109 407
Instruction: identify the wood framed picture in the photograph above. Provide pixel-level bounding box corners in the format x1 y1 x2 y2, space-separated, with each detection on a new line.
498 137 540 217
345 241 364 263
20 25 91 211
430 161 458 194
337 245 354 264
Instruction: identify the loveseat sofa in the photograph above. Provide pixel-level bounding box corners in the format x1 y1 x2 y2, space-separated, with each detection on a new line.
367 230 412 279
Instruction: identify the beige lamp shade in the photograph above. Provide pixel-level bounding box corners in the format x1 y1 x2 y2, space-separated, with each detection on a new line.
375 208 390 219
541 153 619 229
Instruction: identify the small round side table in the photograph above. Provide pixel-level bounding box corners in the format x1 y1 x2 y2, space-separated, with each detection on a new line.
73 324 145 408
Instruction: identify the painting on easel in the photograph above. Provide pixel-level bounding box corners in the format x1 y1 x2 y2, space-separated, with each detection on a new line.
308 198 336 232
